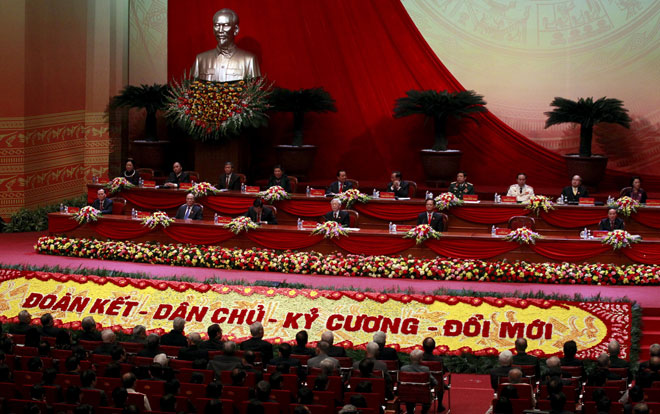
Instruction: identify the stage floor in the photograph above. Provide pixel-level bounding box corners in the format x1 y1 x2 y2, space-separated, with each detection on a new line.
0 231 656 307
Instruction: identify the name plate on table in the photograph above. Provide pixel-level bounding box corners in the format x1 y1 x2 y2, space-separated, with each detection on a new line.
395 225 414 232
579 197 595 205
215 216 232 225
66 207 80 214
245 186 260 193
592 230 609 238
179 183 192 190
136 211 151 219
142 180 156 188
501 196 517 203
646 200 660 206
310 189 326 197
463 194 479 202
495 228 510 236
97 178 109 184
380 192 395 199
302 221 319 229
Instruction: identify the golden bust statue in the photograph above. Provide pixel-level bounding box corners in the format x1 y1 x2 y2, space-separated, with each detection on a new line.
192 9 261 82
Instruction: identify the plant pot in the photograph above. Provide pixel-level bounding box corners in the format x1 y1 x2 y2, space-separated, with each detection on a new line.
563 154 608 189
130 140 170 173
420 149 462 187
275 145 317 180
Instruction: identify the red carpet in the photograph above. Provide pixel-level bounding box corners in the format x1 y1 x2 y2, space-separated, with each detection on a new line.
448 374 493 414
1 232 659 307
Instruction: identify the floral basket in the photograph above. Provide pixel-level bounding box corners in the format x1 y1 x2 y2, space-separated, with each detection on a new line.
602 230 639 250
141 211 174 229
72 206 101 224
258 186 290 204
609 196 640 218
166 76 271 141
504 227 541 245
525 195 555 216
403 224 441 245
434 192 463 211
190 182 220 198
225 216 258 235
337 189 370 209
311 221 348 239
105 177 135 194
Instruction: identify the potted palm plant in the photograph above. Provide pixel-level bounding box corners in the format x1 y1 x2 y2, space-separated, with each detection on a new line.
110 84 170 171
394 89 487 184
545 96 631 187
269 87 337 180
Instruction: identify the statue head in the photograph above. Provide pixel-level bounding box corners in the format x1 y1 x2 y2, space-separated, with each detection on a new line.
213 9 239 49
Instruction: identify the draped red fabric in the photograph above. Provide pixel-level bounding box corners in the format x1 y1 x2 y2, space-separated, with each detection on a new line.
539 209 605 229
277 199 330 218
164 225 235 245
203 196 255 215
632 210 660 229
531 240 611 262
425 239 516 259
622 244 660 263
333 235 416 256
246 231 324 250
91 220 153 240
124 191 184 210
452 206 529 224
49 215 82 233
354 203 423 222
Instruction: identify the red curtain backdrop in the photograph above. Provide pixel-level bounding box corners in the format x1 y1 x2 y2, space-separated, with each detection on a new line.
167 0 658 189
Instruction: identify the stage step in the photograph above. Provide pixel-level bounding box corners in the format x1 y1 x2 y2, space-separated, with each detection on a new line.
642 317 660 332
640 308 660 359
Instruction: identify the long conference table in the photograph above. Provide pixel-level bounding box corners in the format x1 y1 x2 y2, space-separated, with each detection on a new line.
87 184 660 237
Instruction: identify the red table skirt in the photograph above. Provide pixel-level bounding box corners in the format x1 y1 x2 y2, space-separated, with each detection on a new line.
49 213 660 264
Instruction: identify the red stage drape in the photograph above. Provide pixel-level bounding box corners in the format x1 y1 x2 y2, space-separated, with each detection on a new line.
167 0 660 189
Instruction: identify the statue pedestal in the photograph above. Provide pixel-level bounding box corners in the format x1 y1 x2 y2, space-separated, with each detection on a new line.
194 138 249 185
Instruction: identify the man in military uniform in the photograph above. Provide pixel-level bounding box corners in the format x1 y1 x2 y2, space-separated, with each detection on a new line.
448 171 475 200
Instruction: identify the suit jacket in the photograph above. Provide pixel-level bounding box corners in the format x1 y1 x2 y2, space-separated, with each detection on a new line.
93 342 117 355
137 348 160 358
79 330 102 342
327 345 347 358
307 354 339 369
8 322 32 335
92 198 114 215
269 357 301 370
267 175 291 193
326 180 353 195
178 345 209 361
401 363 438 386
291 345 315 357
324 210 350 227
207 355 243 375
218 173 241 191
422 352 443 362
175 204 203 220
166 171 191 186
245 206 277 224
599 217 625 231
561 185 589 204
490 365 512 390
200 338 224 351
386 181 410 198
417 212 444 232
609 356 630 369
506 184 534 203
41 325 62 338
378 345 399 362
160 330 188 347
240 337 274 363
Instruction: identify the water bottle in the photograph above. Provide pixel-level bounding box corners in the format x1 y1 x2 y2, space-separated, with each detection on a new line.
59 203 64 213
392 224 397 232
428 192 433 199
139 177 144 187
581 227 588 239
297 218 302 230
214 213 218 224
241 183 246 193
494 193 499 203
64 206 69 214
306 186 310 197
376 190 380 198
373 189 377 197
132 208 137 219
92 176 98 184
425 191 429 199
587 230 592 239
389 222 393 233
496 194 502 203
491 225 496 236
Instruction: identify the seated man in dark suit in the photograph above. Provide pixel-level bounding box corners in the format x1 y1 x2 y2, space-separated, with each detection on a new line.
448 171 475 200
323 198 350 227
163 161 190 189
175 193 203 220
373 331 399 363
292 330 315 357
245 198 277 224
268 343 301 371
160 317 188 347
40 313 62 337
240 322 273 364
417 198 444 231
266 165 291 192
321 331 346 358
179 333 209 362
560 175 589 204
490 350 513 390
608 339 630 370
326 169 353 195
9 310 32 334
91 188 113 214
218 161 241 191
200 324 224 351
386 171 410 198
207 341 243 376
421 337 442 362
512 338 539 376
599 208 625 231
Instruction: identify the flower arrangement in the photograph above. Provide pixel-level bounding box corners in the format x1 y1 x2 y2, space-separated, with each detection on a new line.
609 196 640 218
72 206 101 224
141 211 174 229
403 224 441 245
602 230 639 250
505 227 541 245
190 182 220 198
105 177 135 194
165 76 271 141
35 235 660 285
225 216 258 234
434 192 463 211
525 195 555 216
311 221 348 239
258 186 291 203
337 189 370 209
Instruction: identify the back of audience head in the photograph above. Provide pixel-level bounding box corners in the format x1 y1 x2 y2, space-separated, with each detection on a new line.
205 399 223 414
547 377 563 394
224 340 237 356
123 405 139 414
38 341 50 356
154 353 168 367
498 350 513 366
250 322 264 338
293 406 310 414
74 405 94 414
563 340 577 359
499 384 518 400
122 372 137 389
493 396 513 414
295 330 308 347
0 363 11 382
313 373 328 391
278 342 292 358
81 369 96 388
30 384 45 401
255 380 271 402
145 333 160 350
350 394 367 408
112 387 128 407
550 392 567 411
316 340 330 355
319 358 336 376
514 338 528 353
422 337 435 353
42 367 57 385
208 323 222 340
596 396 611 413
105 362 121 378
244 350 256 366
231 367 246 386
297 386 314 404
206 381 223 399
507 368 522 384
359 357 374 377
173 317 185 332
132 325 146 340
189 371 204 384
634 403 650 414
247 400 264 414
164 378 180 395
55 330 71 348
365 341 379 359
269 371 284 389
630 385 645 403
160 393 177 412
339 405 359 414
65 385 81 404
321 331 334 346
27 356 43 372
25 328 41 348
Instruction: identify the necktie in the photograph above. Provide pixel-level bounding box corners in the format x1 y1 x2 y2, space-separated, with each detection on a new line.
428 213 432 225
100 200 104 210
226 175 230 188
257 212 261 222
184 207 191 220
520 186 524 194
611 220 615 229
339 182 343 193
573 187 577 196
335 212 338 220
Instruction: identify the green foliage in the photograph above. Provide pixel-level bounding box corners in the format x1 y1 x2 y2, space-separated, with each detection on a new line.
544 96 632 157
393 90 487 150
109 83 170 114
3 195 87 233
269 87 337 146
